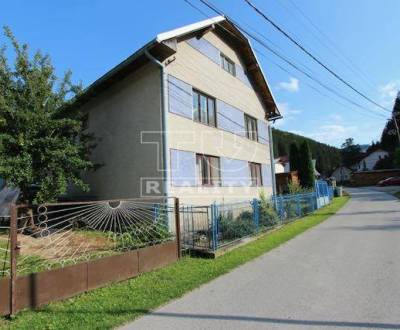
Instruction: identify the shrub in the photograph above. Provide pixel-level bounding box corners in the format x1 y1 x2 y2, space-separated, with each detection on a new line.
259 191 280 227
111 222 172 250
218 210 256 241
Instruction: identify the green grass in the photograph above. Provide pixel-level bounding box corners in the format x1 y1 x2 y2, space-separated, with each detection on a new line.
1 196 349 330
393 191 400 199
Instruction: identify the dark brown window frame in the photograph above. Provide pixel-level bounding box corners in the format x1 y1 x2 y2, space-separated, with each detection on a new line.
244 114 258 141
192 89 217 128
196 154 221 186
249 162 263 187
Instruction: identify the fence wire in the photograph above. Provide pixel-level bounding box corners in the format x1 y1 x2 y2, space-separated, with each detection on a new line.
0 198 177 276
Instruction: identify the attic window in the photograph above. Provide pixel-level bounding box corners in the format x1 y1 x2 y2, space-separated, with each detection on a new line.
220 53 236 76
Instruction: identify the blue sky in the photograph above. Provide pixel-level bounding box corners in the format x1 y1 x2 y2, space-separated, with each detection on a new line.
1 0 399 147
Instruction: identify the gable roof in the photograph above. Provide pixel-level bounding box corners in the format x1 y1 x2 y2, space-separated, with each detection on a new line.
69 16 281 121
355 149 388 164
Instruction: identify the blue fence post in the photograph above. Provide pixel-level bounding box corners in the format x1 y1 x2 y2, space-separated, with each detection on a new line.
252 198 260 232
296 194 301 217
211 202 218 251
310 193 314 212
279 195 284 221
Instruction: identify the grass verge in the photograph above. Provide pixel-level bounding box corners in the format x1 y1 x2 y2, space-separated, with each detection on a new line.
2 196 349 330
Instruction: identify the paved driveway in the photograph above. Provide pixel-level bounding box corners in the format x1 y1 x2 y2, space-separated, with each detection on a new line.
121 188 400 330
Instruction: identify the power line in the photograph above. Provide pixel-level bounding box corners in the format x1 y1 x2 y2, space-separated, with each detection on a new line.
190 0 387 119
254 48 387 121
242 0 391 113
285 0 377 90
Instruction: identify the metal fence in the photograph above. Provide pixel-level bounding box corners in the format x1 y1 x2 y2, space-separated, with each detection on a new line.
272 192 317 222
0 197 181 316
181 181 334 253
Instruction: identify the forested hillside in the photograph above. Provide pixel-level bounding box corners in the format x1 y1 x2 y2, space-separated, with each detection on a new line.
272 128 341 176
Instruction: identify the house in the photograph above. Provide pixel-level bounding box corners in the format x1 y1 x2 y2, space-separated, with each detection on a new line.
69 16 281 205
331 166 352 183
274 156 289 174
353 149 389 171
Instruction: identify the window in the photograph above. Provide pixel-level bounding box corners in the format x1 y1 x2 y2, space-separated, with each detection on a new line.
249 162 262 186
193 90 217 127
220 53 236 76
245 114 258 141
196 154 221 186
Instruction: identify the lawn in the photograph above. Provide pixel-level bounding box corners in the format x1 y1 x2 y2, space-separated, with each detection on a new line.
393 191 400 199
1 196 349 330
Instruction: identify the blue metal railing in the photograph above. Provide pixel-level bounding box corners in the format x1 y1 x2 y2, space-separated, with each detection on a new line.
181 180 334 253
271 192 317 222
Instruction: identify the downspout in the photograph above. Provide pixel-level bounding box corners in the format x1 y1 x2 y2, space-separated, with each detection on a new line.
144 49 169 200
268 124 277 197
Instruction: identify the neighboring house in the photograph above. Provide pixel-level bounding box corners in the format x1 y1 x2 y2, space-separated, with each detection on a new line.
274 156 290 174
331 166 352 183
0 183 20 217
69 16 281 205
353 149 389 171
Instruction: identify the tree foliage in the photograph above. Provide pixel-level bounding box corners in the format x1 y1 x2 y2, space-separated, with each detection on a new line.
298 141 315 188
374 154 394 170
289 142 299 172
272 128 341 176
0 27 95 203
380 92 400 153
340 138 362 168
393 148 400 169
277 140 287 157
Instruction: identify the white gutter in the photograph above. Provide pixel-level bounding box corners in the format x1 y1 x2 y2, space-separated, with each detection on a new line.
144 50 170 200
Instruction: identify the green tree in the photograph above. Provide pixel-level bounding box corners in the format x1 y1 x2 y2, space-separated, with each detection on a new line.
380 92 400 153
393 148 400 168
277 140 288 157
374 155 394 170
272 128 341 176
289 142 299 171
341 138 362 168
0 27 95 203
298 141 315 188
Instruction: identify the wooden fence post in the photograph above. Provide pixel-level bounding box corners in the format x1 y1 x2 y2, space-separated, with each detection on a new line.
9 204 18 317
174 198 181 259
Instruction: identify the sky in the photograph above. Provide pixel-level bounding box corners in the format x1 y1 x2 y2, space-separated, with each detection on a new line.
1 0 400 147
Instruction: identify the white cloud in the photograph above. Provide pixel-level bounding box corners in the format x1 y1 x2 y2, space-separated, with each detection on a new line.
329 113 343 122
305 124 358 146
278 77 299 92
274 102 301 127
378 80 400 107
379 81 400 99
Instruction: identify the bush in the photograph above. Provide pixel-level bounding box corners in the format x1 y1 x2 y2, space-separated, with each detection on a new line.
218 210 256 241
259 191 280 227
111 222 172 250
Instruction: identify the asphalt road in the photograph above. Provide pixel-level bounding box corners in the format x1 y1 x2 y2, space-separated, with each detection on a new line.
121 188 400 330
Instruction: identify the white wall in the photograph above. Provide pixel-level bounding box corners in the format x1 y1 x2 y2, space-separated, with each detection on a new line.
356 150 389 171
331 166 351 182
